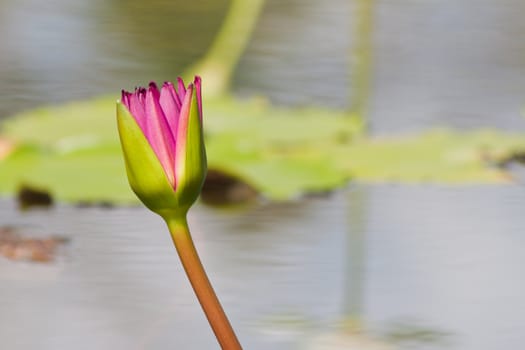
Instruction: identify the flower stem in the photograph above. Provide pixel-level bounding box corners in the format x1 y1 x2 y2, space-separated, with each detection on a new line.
166 216 242 349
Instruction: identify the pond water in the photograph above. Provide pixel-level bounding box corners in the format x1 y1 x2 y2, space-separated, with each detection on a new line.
1 0 525 133
1 185 525 349
1 0 525 349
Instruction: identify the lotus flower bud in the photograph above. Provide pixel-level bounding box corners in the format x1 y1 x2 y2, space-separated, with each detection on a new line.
116 77 207 219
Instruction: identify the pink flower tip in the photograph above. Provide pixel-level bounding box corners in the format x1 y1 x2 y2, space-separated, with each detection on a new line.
119 77 204 192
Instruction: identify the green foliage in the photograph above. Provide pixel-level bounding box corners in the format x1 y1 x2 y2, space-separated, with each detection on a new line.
0 96 523 203
0 144 134 202
340 129 525 183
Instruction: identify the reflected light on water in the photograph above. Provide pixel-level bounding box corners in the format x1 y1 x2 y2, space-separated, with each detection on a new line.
1 185 525 349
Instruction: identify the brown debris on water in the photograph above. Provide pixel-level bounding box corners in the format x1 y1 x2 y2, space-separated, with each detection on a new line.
17 184 54 210
0 226 68 263
495 150 525 168
201 168 258 206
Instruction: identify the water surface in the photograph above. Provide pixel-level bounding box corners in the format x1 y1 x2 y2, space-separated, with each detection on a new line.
1 0 525 132
1 185 524 349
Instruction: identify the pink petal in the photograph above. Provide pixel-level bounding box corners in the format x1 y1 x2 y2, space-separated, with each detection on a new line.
121 90 130 108
137 87 147 105
174 83 194 187
144 82 177 187
159 82 180 139
177 77 187 102
128 89 147 132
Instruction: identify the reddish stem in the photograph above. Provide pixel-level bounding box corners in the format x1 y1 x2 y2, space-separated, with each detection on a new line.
166 217 242 349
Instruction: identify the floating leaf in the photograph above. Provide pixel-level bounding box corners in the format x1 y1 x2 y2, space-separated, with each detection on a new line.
0 96 523 203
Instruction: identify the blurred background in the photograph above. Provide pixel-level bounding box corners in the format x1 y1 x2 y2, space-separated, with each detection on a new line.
2 0 525 131
1 0 525 349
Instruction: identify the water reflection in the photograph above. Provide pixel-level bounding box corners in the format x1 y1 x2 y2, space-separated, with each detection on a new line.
0 0 228 117
1 185 524 349
344 186 367 321
238 0 525 131
1 0 525 132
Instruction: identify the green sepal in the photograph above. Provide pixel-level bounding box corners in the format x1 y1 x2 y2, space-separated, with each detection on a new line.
116 102 187 219
175 87 207 210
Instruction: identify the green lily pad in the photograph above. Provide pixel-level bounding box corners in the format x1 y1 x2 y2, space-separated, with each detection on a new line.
339 129 524 183
0 145 134 203
0 95 361 202
0 95 523 203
